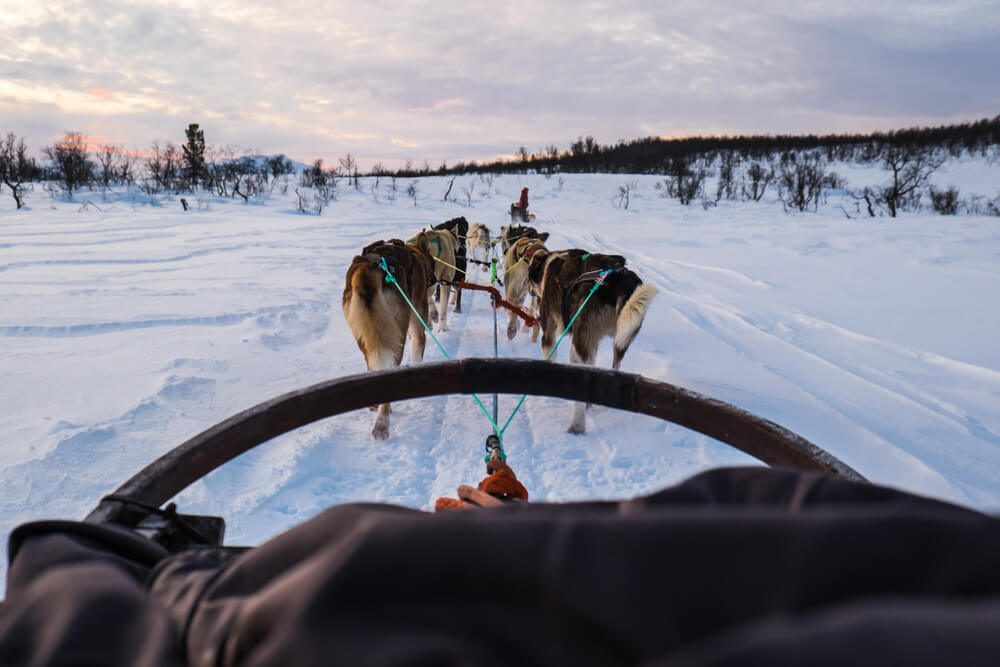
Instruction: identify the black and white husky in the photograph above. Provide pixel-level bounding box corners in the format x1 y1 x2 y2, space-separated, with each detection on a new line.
526 248 658 434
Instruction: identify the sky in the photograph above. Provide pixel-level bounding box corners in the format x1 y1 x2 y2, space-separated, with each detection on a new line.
1 0 999 170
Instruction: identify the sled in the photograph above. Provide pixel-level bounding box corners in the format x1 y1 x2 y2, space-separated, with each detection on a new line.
509 204 536 222
85 359 863 537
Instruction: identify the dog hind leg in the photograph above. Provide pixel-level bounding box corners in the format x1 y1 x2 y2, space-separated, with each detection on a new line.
365 345 399 440
529 295 540 342
437 283 451 331
566 341 595 435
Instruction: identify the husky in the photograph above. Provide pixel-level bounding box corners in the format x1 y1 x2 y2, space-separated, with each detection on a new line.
503 236 549 341
408 227 460 332
343 239 434 439
466 222 492 273
432 217 469 312
526 249 658 434
499 224 548 255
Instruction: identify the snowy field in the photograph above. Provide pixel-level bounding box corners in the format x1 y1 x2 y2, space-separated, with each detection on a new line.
2 163 999 593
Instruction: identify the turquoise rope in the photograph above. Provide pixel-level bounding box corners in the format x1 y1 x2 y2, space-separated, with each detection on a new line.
498 269 611 435
378 258 503 436
379 257 610 461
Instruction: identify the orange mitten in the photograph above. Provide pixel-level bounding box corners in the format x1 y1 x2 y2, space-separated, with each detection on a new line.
480 459 529 501
434 497 474 511
434 459 528 511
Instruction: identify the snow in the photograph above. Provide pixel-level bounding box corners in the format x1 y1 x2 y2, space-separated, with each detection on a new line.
2 162 999 595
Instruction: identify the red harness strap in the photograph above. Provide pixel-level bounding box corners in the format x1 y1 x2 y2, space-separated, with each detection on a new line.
457 282 538 328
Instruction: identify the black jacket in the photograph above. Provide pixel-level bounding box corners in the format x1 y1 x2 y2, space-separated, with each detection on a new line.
2 467 998 666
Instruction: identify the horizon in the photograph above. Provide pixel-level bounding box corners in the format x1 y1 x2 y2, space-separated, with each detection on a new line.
2 1 999 171
15 114 999 175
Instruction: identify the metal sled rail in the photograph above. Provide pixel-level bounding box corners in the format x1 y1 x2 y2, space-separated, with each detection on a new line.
86 359 865 525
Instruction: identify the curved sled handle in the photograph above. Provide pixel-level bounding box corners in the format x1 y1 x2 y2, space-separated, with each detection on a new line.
86 359 864 525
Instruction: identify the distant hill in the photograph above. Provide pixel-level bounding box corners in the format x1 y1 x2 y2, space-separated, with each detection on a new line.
241 154 310 174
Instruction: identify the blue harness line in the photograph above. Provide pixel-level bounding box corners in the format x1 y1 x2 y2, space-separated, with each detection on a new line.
378 257 611 463
378 257 502 436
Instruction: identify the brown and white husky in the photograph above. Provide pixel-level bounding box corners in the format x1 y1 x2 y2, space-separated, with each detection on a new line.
343 239 433 439
466 222 492 272
407 227 460 332
503 236 549 341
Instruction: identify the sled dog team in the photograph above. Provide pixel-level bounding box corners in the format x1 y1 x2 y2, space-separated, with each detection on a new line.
343 217 658 439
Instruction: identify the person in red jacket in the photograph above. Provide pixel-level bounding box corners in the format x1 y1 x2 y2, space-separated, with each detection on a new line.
511 187 530 220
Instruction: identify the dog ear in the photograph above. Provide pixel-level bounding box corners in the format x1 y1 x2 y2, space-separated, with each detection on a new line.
417 234 431 256
537 232 550 243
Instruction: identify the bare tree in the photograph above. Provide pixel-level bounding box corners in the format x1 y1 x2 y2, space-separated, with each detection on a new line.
461 180 474 206
43 132 94 197
478 172 495 197
853 187 878 217
517 145 529 172
162 142 181 192
777 155 827 212
877 146 943 217
145 140 182 193
442 176 456 202
295 188 309 213
614 181 638 210
742 162 773 202
339 154 359 189
715 151 740 201
0 132 33 208
97 143 120 193
145 141 165 194
662 155 705 205
266 155 294 194
118 150 139 186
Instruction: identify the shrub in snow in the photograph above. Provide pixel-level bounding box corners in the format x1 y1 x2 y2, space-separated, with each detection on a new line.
930 186 961 215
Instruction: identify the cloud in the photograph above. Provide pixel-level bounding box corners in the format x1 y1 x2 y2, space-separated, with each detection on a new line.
0 0 997 168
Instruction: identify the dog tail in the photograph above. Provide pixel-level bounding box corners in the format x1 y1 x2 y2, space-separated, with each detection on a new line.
614 283 658 354
344 263 405 370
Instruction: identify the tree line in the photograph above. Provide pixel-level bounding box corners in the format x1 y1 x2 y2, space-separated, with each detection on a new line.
2 117 998 218
418 116 1000 177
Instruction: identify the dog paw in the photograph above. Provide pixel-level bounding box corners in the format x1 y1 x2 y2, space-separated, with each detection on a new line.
566 422 586 435
506 325 518 340
372 423 390 440
438 322 449 332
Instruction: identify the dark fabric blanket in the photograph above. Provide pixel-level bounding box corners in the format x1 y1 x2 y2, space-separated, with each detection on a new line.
3 466 999 666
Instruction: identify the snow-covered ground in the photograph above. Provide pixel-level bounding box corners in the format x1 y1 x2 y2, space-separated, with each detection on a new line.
2 162 999 594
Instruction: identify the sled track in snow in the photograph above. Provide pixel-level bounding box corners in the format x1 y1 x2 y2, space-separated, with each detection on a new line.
86 358 865 526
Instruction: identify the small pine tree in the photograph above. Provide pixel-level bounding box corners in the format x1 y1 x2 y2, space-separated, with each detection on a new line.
182 123 206 188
